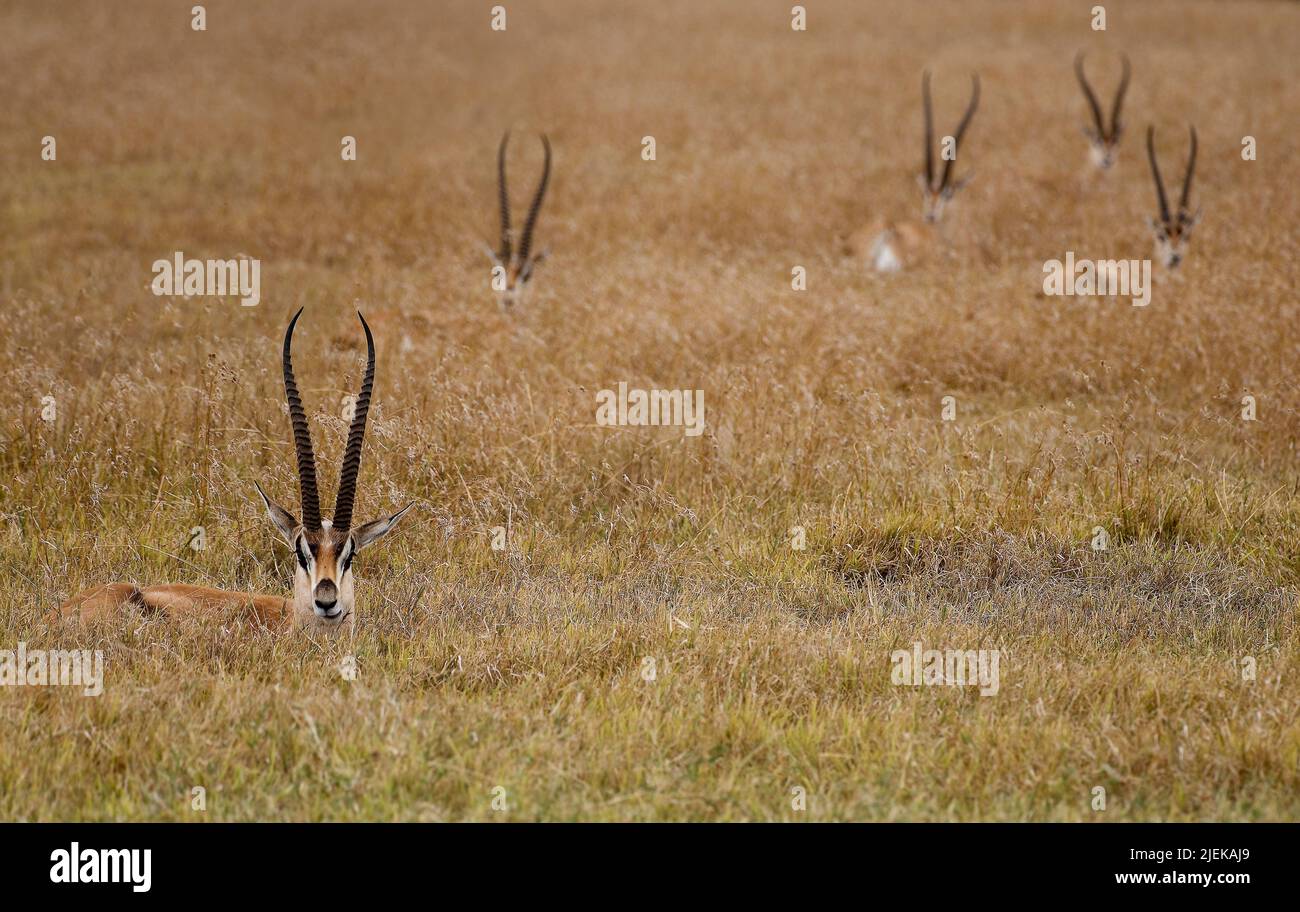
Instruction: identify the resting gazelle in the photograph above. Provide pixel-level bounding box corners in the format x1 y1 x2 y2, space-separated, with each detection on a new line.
57 308 413 631
488 130 552 309
845 71 981 272
1146 124 1200 269
1075 51 1131 171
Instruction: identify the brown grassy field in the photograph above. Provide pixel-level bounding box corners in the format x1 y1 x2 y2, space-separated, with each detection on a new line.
1 0 1298 821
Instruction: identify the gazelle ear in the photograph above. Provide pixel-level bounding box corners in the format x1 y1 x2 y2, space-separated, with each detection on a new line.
255 481 300 545
520 253 543 283
522 249 549 281
352 502 416 551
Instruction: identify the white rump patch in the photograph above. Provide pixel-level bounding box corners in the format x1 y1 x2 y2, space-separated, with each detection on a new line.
871 234 903 273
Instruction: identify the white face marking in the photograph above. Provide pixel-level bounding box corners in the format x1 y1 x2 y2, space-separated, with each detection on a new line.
292 523 356 629
1089 139 1119 170
493 257 536 310
1151 213 1197 269
259 487 411 632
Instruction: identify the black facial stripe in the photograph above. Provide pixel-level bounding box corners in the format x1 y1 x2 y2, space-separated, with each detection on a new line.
296 538 311 573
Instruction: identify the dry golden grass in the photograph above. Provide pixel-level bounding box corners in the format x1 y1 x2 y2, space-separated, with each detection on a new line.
1 0 1298 820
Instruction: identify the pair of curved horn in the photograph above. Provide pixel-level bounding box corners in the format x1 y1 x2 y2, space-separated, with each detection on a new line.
922 72 980 192
282 307 375 532
1076 51 1131 141
1147 124 1198 225
497 131 552 265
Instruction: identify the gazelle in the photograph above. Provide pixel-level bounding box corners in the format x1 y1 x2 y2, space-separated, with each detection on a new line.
57 308 413 631
1075 51 1131 171
487 130 552 309
845 71 980 272
1146 124 1200 269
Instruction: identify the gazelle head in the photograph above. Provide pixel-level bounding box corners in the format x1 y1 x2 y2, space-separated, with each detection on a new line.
919 71 980 224
255 308 413 630
1146 125 1200 269
488 131 552 309
1076 51 1131 171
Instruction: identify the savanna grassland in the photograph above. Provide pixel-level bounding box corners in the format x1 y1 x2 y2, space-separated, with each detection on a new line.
1 0 1298 821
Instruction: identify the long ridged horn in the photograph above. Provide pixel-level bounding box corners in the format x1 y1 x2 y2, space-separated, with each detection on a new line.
497 131 513 263
938 74 980 192
283 307 321 531
1147 125 1171 225
922 70 935 191
1075 52 1106 139
332 311 376 533
516 134 551 267
1110 54 1131 139
1179 125 1198 213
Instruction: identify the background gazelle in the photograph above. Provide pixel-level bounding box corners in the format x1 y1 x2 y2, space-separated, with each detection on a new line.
488 130 552 309
1146 124 1200 268
1075 51 1131 171
845 71 980 272
57 309 412 630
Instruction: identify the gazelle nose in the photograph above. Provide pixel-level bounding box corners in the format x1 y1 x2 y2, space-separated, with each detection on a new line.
314 580 338 610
